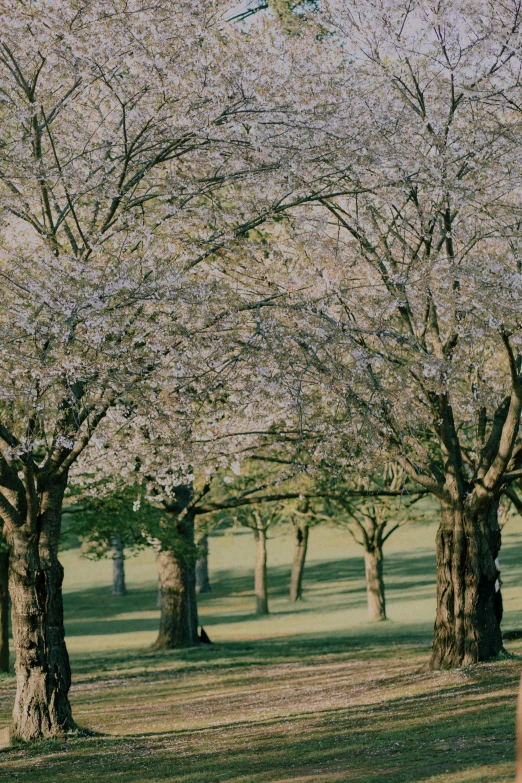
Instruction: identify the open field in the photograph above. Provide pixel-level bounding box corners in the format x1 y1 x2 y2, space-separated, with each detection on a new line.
1 521 522 782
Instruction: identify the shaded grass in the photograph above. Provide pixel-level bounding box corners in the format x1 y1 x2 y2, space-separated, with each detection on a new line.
0 524 521 782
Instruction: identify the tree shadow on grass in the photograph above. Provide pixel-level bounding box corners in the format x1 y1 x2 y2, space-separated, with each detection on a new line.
3 664 518 783
61 538 519 659
208 547 437 602
68 629 437 683
61 544 439 645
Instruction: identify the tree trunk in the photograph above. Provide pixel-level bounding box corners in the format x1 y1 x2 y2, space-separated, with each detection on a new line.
254 528 269 615
430 500 502 669
155 511 198 649
9 478 75 740
111 533 126 596
0 550 9 672
290 522 309 601
364 546 386 621
195 534 211 594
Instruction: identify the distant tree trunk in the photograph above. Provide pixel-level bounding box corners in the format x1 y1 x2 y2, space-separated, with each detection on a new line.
155 510 199 649
195 534 211 594
156 579 162 607
111 533 126 596
364 545 386 621
430 500 502 669
0 550 8 672
254 527 269 615
9 476 75 741
290 521 309 601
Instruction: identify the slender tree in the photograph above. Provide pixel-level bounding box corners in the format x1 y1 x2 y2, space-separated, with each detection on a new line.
223 505 280 614
337 498 409 622
290 511 310 602
284 499 326 602
329 467 421 621
111 534 127 597
195 531 212 595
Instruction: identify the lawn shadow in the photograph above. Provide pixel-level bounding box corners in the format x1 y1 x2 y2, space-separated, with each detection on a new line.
3 659 518 783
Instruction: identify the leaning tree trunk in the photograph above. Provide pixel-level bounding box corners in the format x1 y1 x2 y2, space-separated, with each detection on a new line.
290 521 309 601
0 549 9 672
155 511 199 649
254 528 269 615
364 545 386 621
195 534 211 594
430 500 502 669
111 533 126 596
9 477 75 741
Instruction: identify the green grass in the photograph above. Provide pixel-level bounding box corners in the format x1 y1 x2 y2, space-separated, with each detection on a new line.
1 521 522 782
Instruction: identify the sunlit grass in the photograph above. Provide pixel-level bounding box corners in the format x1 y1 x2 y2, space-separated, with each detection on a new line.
0 521 521 781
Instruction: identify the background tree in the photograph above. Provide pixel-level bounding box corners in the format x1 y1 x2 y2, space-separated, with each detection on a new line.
223 505 282 614
195 521 212 595
324 465 423 621
278 498 330 602
68 482 157 596
288 499 313 602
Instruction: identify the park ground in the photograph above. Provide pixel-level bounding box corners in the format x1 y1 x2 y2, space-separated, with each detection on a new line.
0 520 522 782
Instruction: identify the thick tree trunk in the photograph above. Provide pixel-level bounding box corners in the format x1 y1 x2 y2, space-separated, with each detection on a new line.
364 546 386 621
195 534 211 594
290 522 309 601
254 528 269 615
9 478 74 740
155 511 198 649
0 550 9 672
430 500 502 669
111 533 126 596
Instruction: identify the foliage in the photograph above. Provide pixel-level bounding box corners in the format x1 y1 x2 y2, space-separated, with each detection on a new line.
66 482 161 558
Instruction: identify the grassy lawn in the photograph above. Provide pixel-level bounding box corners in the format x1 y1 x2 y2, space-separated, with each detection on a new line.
0 521 521 782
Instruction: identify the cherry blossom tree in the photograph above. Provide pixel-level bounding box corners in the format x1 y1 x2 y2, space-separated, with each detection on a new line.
267 0 522 667
0 0 338 739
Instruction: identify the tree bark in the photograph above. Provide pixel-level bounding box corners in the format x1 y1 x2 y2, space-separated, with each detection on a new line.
111 533 126 596
254 527 269 615
290 521 309 601
0 550 9 672
9 477 75 741
430 500 502 669
195 534 211 594
155 511 199 649
364 546 386 621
